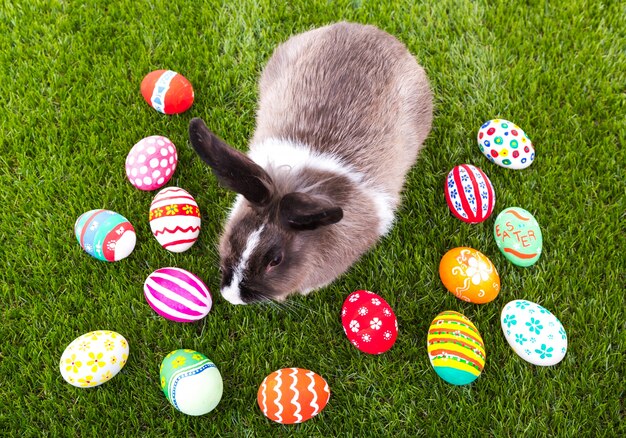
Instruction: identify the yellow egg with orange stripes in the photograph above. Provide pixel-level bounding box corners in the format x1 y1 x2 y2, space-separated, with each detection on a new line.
149 187 201 252
257 368 330 424
427 311 486 385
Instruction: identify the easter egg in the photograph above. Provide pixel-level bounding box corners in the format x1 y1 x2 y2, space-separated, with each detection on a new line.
125 136 177 191
258 368 330 424
494 207 543 267
74 210 136 261
144 267 212 322
501 300 567 366
160 349 223 416
444 164 495 224
141 70 194 114
427 311 485 385
149 187 201 252
477 119 535 169
341 290 398 354
59 330 129 388
439 247 500 304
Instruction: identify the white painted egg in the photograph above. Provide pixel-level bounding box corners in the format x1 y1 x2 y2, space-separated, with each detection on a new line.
160 349 223 416
477 119 535 169
444 164 495 224
149 187 201 252
59 330 129 388
501 300 567 366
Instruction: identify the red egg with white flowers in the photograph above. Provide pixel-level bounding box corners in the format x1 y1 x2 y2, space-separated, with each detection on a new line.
341 290 398 354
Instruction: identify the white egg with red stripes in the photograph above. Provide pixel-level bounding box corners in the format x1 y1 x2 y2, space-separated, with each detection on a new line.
444 164 496 224
144 267 212 322
149 187 201 252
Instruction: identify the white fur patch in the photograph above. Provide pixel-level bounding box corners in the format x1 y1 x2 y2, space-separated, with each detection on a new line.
221 224 265 305
228 194 245 221
249 138 395 235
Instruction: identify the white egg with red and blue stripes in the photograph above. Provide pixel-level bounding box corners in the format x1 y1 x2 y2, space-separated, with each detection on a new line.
444 164 496 224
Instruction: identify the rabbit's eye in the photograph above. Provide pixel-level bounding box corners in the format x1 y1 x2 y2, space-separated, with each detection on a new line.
269 254 283 268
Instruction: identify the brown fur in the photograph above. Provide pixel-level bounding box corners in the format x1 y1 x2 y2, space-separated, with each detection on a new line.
189 22 433 303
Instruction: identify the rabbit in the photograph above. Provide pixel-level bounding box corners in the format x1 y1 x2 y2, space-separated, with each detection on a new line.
189 22 433 304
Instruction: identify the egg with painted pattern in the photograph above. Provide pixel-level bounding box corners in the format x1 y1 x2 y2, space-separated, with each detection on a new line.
144 267 212 322
257 368 330 424
494 207 543 267
126 136 177 191
501 300 567 366
427 311 486 385
341 290 398 354
439 247 500 304
74 210 136 261
444 164 496 224
477 119 535 169
149 187 201 252
141 70 194 114
59 330 129 388
160 349 223 416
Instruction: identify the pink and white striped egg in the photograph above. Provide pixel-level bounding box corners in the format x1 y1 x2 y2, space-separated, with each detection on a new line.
149 187 201 252
144 267 212 322
126 136 177 191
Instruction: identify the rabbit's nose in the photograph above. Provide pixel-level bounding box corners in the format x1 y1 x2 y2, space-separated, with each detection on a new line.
238 282 263 304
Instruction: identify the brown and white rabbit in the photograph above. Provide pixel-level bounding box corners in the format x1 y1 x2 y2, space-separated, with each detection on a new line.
189 22 433 304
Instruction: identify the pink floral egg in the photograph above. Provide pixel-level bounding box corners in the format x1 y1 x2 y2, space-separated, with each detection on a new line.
341 290 398 354
126 136 177 191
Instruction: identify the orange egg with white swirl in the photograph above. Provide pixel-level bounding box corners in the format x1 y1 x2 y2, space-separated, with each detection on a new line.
439 247 500 304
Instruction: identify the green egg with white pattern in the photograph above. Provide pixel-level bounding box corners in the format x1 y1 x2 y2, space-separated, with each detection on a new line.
493 207 543 267
160 349 223 416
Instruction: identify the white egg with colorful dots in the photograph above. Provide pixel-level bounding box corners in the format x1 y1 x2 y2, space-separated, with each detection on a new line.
126 136 178 191
477 119 535 169
501 300 567 366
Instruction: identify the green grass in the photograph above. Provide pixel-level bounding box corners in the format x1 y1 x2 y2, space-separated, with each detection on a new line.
1 0 624 436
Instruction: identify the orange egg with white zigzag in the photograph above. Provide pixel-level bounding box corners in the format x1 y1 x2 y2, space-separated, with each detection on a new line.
439 247 500 304
257 368 330 424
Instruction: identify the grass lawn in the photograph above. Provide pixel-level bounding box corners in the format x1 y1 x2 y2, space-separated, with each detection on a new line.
1 0 624 436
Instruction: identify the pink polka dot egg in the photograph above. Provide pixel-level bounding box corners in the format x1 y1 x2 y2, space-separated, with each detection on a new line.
126 135 177 191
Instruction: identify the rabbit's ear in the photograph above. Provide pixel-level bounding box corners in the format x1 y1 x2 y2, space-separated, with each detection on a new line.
189 118 274 206
279 192 343 231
